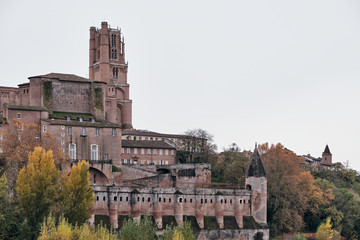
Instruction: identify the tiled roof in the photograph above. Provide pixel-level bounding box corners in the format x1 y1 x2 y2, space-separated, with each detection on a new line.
323 145 331 155
122 140 176 149
8 105 48 111
245 147 266 177
122 129 185 139
29 73 91 82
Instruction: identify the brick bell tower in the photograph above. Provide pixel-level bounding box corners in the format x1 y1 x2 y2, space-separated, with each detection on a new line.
89 22 132 129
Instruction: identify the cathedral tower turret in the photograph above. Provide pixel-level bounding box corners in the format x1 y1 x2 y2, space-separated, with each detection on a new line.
245 144 267 225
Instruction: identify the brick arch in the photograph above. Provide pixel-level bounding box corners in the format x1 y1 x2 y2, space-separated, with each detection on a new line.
115 87 125 99
89 167 110 185
156 168 170 174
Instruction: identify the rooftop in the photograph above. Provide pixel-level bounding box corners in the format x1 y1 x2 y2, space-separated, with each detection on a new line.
122 140 176 149
29 73 91 83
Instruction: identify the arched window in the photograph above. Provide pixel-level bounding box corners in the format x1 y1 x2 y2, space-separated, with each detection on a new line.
69 143 76 160
111 49 114 59
91 145 98 161
113 68 116 77
115 68 118 77
114 49 117 59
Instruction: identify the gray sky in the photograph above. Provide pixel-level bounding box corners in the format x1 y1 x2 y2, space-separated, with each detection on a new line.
1 0 360 171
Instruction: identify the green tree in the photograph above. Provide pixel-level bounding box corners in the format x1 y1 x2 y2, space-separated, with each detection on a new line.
0 174 21 239
59 160 94 225
119 216 157 240
16 147 60 239
181 129 217 163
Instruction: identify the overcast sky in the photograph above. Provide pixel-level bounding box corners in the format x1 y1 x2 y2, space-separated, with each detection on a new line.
1 0 360 171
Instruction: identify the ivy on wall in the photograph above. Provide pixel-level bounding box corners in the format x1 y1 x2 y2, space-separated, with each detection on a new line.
42 81 53 114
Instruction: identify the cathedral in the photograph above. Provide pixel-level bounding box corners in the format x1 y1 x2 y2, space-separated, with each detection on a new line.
0 22 269 239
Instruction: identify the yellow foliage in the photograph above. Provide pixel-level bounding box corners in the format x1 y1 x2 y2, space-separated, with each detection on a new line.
173 227 185 240
16 147 59 226
316 217 340 240
60 160 95 225
38 214 117 240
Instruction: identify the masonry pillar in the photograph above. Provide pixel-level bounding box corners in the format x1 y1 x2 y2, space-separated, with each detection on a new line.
195 196 204 229
109 196 119 229
153 194 163 229
174 194 183 227
235 197 243 228
215 195 224 229
131 193 141 223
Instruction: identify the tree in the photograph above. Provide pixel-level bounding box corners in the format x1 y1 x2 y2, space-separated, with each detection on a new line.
179 129 217 163
212 143 249 185
119 216 157 240
259 143 333 235
316 217 340 240
0 119 66 193
0 174 21 239
16 147 59 239
59 160 95 225
38 214 117 240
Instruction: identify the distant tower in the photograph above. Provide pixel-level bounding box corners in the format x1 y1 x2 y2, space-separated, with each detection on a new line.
245 145 267 225
321 145 332 166
89 22 132 128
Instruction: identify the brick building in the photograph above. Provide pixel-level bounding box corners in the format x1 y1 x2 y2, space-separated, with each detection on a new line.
0 22 269 239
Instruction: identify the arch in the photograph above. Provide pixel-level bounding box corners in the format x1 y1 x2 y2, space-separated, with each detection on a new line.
89 167 110 185
156 168 170 174
246 184 252 191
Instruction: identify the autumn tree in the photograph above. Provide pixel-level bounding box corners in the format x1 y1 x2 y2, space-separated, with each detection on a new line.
0 119 66 192
38 214 117 240
316 217 340 240
16 147 60 239
259 143 334 235
59 160 95 225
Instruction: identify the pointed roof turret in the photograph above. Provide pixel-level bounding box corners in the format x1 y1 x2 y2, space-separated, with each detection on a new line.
323 145 331 155
246 144 266 177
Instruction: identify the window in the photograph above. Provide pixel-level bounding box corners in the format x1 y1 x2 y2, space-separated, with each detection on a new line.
134 159 137 164
69 143 76 160
179 198 182 203
141 160 144 164
61 126 65 130
165 149 169 155
147 149 151 155
114 196 117 201
93 174 96 184
153 149 157 155
66 116 70 121
127 148 130 154
68 127 72 135
61 132 65 137
91 145 98 161
134 148 137 154
91 118 95 123
121 148 124 154
43 125 46 132
112 128 116 136
171 150 175 156
79 117 83 122
141 148 145 154
96 128 99 136
159 149 163 155
82 128 86 136
17 113 21 119
104 154 109 160
61 140 65 145
103 196 106 201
